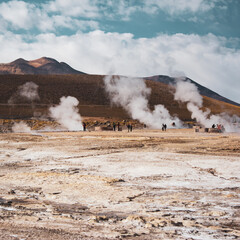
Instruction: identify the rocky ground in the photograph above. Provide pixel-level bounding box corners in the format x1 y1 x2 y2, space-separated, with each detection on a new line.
0 129 239 239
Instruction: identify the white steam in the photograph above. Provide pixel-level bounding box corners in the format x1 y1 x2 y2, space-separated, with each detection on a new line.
174 79 240 132
8 81 40 104
12 121 32 133
104 75 181 128
49 96 83 131
18 82 40 101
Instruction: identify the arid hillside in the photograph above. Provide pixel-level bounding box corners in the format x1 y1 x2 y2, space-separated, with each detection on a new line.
0 57 85 75
0 74 239 121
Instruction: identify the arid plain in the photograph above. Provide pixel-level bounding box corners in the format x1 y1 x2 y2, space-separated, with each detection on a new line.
0 128 239 240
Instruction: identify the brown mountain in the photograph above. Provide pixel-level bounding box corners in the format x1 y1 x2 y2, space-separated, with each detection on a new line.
145 75 240 107
0 57 239 107
0 57 239 121
0 74 239 121
0 57 85 75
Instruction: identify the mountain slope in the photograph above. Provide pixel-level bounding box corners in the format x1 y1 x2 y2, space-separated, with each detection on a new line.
0 74 239 120
0 57 85 75
0 57 239 109
145 75 240 107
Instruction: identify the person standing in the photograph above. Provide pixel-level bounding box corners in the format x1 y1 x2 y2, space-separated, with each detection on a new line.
83 122 86 131
127 124 130 132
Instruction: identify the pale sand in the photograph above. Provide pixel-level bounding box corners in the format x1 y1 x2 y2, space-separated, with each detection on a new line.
0 129 239 239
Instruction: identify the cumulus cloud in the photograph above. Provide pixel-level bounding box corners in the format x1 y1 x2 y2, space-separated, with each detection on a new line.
0 0 227 32
45 0 100 18
0 0 36 30
143 0 215 15
0 0 100 33
0 30 239 103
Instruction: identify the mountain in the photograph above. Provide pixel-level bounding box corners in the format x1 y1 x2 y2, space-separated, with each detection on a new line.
0 57 239 121
0 57 238 107
0 57 85 75
145 75 240 107
0 74 239 121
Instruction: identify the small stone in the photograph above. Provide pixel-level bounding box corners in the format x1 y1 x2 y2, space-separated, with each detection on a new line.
8 189 16 194
171 221 183 226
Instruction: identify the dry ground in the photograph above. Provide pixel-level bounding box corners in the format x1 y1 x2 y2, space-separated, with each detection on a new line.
0 129 240 239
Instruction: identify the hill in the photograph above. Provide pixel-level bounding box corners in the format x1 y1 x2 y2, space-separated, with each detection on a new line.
0 74 239 121
145 75 240 107
0 57 85 75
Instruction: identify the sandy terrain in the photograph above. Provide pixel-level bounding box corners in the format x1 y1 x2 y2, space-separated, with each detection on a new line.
0 129 239 239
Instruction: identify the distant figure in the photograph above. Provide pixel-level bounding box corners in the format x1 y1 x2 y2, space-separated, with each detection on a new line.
172 122 176 127
113 122 116 131
222 125 225 132
164 124 167 131
162 124 165 131
127 124 130 132
217 124 224 132
83 122 86 131
212 124 215 128
130 124 133 132
117 122 120 131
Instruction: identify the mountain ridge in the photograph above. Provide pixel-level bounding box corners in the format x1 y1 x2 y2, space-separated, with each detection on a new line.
0 57 239 107
0 57 85 75
0 74 239 120
145 75 240 107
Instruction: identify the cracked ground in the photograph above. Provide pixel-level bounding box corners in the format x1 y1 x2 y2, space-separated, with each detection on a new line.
0 129 240 239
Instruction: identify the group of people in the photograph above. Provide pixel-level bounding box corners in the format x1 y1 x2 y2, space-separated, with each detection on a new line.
83 121 134 132
112 122 133 132
127 124 133 132
112 122 121 131
212 123 225 132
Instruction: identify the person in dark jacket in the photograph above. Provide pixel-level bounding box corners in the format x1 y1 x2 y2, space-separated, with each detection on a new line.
83 122 86 131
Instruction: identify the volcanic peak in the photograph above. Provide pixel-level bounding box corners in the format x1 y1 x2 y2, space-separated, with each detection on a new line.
0 57 85 75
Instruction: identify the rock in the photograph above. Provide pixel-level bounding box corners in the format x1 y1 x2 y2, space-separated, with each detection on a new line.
17 147 27 151
171 221 183 226
91 215 109 222
8 189 16 194
204 211 226 217
126 215 146 224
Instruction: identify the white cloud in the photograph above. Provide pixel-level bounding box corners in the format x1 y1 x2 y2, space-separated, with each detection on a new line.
103 0 140 21
143 0 215 15
0 0 36 29
0 0 222 33
0 0 100 32
45 0 100 18
0 31 239 103
39 15 99 32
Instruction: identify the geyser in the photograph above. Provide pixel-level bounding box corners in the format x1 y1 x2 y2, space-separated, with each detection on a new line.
104 75 181 128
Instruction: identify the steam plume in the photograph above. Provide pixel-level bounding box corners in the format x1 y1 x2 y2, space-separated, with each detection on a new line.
174 79 240 132
12 121 32 133
49 96 83 131
104 75 181 128
8 82 40 104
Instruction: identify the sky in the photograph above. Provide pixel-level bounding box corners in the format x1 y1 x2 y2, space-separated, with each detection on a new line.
0 0 240 103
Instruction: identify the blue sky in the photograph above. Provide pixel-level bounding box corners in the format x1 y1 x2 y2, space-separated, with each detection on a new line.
0 0 240 103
